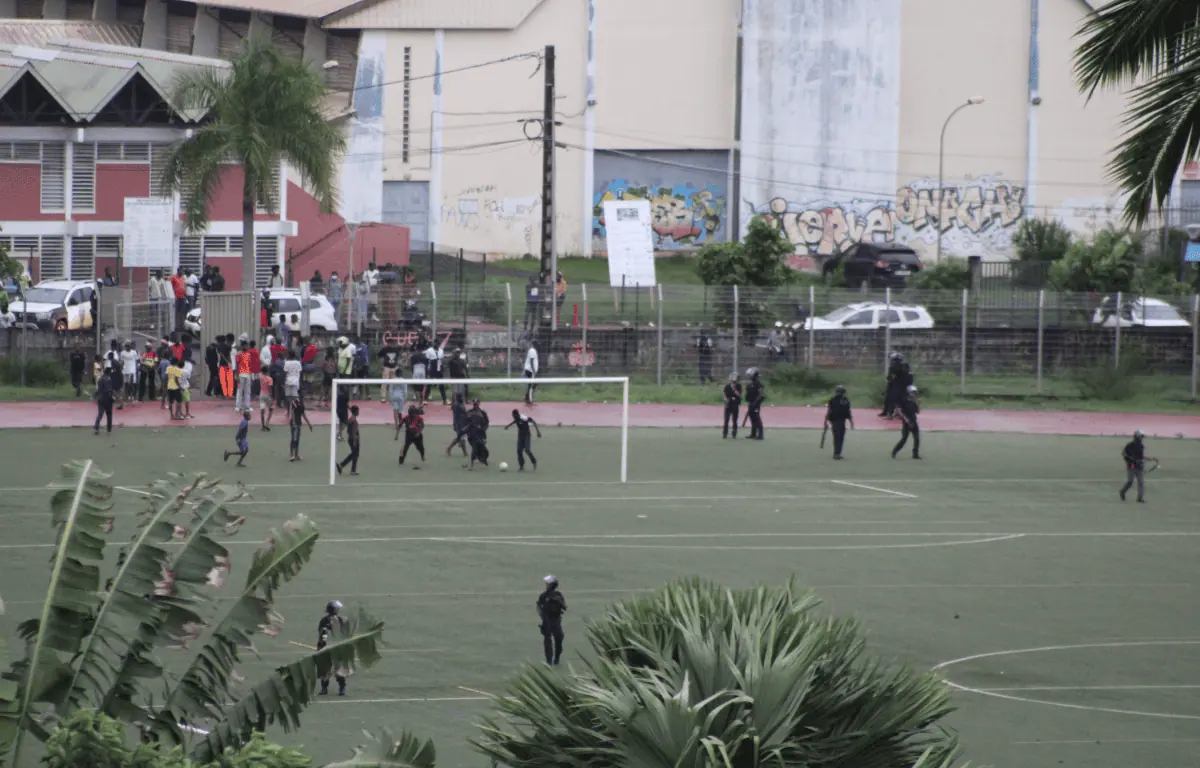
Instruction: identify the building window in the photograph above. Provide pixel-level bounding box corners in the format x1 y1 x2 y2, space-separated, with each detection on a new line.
96 142 151 163
402 46 411 164
149 143 172 198
179 236 202 275
40 142 65 213
70 236 95 281
0 142 41 162
255 236 278 288
255 162 280 215
39 236 67 280
72 142 96 213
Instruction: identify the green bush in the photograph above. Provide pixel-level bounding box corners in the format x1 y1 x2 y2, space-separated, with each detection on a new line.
765 363 836 392
1072 346 1145 401
0 355 68 386
910 259 970 290
1012 217 1073 262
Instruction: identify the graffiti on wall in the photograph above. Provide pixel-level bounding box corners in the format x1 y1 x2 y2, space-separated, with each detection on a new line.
441 184 541 253
594 179 727 250
752 176 1025 258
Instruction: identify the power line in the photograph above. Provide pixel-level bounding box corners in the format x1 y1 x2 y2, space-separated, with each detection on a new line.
329 51 543 95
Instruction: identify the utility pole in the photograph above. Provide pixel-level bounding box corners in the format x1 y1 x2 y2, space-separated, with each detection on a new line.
539 44 558 330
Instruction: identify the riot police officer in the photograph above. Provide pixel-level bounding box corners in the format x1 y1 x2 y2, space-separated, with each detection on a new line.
745 368 765 440
536 575 567 665
824 384 854 459
318 600 347 696
722 373 742 439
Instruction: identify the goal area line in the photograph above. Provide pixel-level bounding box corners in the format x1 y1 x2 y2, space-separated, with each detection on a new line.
329 377 630 486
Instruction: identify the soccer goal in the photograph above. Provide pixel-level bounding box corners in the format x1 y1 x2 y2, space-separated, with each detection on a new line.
328 376 630 485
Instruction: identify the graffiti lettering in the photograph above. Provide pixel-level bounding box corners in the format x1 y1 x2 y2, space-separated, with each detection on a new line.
593 179 726 250
756 176 1025 259
381 329 453 349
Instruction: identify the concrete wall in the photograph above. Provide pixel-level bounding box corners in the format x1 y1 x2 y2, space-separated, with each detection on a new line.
592 149 730 253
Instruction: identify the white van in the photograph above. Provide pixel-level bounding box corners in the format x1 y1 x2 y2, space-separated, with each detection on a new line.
10 280 96 331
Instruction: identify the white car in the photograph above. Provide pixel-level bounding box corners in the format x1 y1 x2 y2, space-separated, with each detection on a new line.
185 291 340 335
803 302 935 330
1091 297 1190 328
9 279 96 332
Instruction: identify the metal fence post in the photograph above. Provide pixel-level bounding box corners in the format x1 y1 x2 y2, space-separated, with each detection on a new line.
1192 294 1198 402
656 284 664 386
732 285 740 376
20 288 28 388
960 288 968 394
582 283 589 377
505 282 513 378
1036 289 1044 394
1114 290 1122 368
883 286 892 376
807 284 815 368
430 281 438 339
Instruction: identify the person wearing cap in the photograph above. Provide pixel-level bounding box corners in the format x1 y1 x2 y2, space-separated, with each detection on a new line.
317 600 348 696
536 575 567 666
891 384 921 460
722 372 742 439
745 368 765 440
1120 430 1156 503
824 384 855 459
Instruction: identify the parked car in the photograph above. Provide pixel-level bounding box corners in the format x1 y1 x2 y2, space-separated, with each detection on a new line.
185 290 340 335
1091 297 1190 328
802 302 935 330
822 243 922 288
9 279 96 331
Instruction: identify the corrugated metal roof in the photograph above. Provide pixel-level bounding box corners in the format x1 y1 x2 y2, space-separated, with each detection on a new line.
0 58 29 96
176 0 364 20
0 20 143 48
49 38 229 69
323 0 545 29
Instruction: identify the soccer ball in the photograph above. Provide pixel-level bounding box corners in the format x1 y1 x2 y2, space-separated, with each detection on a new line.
499 462 509 472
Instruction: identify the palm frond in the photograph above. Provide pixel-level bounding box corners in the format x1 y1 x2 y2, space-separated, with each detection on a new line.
1074 0 1200 96
150 514 320 744
3 461 113 766
0 592 17 757
322 727 436 768
192 606 385 762
159 128 234 233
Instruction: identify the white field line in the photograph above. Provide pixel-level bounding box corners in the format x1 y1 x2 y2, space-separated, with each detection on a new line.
830 480 918 498
227 493 882 506
980 684 1200 692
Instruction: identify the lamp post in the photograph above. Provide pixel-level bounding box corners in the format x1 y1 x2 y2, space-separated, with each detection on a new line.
936 97 985 263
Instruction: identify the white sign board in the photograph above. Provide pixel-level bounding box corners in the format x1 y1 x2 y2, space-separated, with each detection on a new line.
122 198 176 269
602 200 657 288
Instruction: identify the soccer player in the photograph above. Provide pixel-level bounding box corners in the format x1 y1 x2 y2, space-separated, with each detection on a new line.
466 399 490 469
891 385 921 460
317 600 347 696
445 393 469 457
722 373 742 439
505 408 542 471
396 405 426 468
336 405 361 475
258 370 275 431
288 396 313 462
824 384 854 459
1120 429 1156 503
536 575 567 666
224 410 251 467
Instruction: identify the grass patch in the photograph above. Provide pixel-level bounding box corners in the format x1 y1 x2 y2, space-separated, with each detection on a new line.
486 255 706 286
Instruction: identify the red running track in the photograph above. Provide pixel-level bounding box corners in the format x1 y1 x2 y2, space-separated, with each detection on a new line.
4 398 1199 438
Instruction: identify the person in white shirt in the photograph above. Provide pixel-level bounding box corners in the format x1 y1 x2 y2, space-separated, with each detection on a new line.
147 271 165 332
268 265 285 288
283 348 303 400
184 268 200 309
120 341 139 402
523 342 539 405
365 264 381 289
180 358 194 419
423 341 446 404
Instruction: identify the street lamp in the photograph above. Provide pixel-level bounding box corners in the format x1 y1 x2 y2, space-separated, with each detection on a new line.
936 97 985 263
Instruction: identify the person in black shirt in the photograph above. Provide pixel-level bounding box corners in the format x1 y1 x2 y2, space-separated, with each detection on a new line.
447 348 469 402
891 385 921 459
696 330 714 384
466 399 490 469
824 384 855 459
722 373 742 439
744 368 765 440
1120 429 1155 503
317 600 347 696
68 345 85 397
445 393 470 457
336 405 361 475
288 397 313 462
93 371 115 434
536 575 567 665
505 409 542 471
397 405 426 467
378 338 401 404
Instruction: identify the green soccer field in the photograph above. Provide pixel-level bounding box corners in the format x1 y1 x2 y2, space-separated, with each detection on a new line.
2 426 1199 768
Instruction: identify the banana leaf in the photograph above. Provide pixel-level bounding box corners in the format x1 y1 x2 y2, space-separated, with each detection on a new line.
324 727 437 768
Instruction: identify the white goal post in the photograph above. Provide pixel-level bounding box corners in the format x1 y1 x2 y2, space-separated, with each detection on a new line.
329 376 631 485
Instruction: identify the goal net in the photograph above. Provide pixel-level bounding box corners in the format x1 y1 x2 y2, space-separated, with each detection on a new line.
327 376 630 485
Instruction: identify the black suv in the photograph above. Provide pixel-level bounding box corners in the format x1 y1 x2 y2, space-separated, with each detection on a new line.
822 243 922 289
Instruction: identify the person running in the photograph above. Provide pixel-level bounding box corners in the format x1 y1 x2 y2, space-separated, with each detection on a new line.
93 368 116 435
465 399 490 470
445 393 470 457
259 369 275 431
336 405 361 475
165 357 184 420
288 396 313 462
120 341 139 403
396 405 426 469
504 408 542 471
224 410 251 466
1120 429 1156 503
317 600 347 696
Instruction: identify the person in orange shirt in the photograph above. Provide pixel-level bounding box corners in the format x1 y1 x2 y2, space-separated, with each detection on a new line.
234 339 253 412
169 269 187 331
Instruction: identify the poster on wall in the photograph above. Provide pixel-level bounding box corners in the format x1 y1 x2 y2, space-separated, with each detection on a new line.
122 198 176 269
602 199 656 287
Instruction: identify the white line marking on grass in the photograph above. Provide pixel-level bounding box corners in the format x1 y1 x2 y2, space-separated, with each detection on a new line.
982 684 1200 692
934 640 1200 721
233 493 881 506
437 534 1027 551
1014 739 1200 745
115 486 154 496
830 480 918 498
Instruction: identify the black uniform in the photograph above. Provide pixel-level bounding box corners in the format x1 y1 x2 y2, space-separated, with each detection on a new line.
467 408 490 466
536 584 567 665
722 381 742 438
883 359 903 417
317 611 347 695
1120 439 1146 502
892 395 920 459
825 393 853 458
507 412 539 470
447 398 469 456
697 334 714 384
745 376 765 440
68 349 85 396
93 374 115 434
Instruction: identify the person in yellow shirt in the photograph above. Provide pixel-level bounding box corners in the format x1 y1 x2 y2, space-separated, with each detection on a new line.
165 358 183 421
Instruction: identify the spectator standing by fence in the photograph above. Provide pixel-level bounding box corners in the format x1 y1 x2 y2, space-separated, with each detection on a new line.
310 270 324 294
169 269 187 331
268 264 285 289
328 272 342 319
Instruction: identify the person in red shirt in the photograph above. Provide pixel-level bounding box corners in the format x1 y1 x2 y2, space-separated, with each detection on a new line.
170 337 185 366
396 405 425 468
170 269 187 331
300 337 319 398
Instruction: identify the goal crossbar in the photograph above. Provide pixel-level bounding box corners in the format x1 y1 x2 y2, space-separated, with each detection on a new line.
329 376 630 485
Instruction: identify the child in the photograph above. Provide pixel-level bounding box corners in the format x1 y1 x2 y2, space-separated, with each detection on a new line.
504 408 542 471
396 405 425 469
259 370 275 431
288 396 313 462
224 410 251 466
164 357 183 420
336 405 361 475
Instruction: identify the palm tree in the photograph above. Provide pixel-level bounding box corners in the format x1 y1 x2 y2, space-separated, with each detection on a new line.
1074 0 1200 225
0 462 385 767
475 578 966 768
161 34 346 290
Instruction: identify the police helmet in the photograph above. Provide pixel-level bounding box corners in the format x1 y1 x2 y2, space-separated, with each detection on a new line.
1134 429 1145 438
835 384 846 394
326 599 343 615
906 385 918 394
746 367 758 378
543 574 558 587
